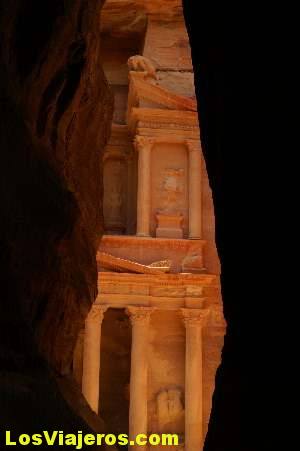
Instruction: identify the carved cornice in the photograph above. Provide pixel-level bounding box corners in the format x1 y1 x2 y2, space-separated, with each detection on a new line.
85 304 108 324
180 308 210 328
98 272 218 288
99 251 167 275
128 73 197 111
138 122 197 132
126 306 155 325
99 235 206 251
128 107 200 135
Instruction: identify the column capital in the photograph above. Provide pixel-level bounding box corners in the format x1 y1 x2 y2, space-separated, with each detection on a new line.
134 135 156 152
180 308 210 328
85 304 108 324
126 306 155 325
185 139 202 153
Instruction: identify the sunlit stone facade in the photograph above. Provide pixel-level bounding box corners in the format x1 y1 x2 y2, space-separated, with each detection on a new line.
73 2 225 450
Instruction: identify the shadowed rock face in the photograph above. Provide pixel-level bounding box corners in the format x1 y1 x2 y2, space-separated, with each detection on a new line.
182 3 275 450
0 0 113 375
0 0 113 438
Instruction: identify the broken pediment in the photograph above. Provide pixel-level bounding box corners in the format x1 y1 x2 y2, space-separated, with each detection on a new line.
98 251 171 274
127 70 197 116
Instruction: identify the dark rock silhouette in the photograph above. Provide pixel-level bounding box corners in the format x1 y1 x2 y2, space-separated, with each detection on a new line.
0 0 113 443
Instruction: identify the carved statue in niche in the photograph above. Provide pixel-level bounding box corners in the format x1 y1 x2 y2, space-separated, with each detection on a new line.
104 159 125 233
161 168 184 213
127 55 157 80
148 387 185 435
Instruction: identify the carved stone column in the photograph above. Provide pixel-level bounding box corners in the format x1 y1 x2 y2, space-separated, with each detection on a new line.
126 307 154 449
186 141 203 239
181 309 210 451
134 136 154 237
126 154 136 234
82 304 107 413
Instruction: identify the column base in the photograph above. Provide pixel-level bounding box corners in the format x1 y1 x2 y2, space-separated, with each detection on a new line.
136 233 151 237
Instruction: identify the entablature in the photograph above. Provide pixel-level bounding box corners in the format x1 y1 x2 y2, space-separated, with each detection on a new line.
128 107 200 138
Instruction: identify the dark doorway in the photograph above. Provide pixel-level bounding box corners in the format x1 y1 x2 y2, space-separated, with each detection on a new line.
99 308 132 436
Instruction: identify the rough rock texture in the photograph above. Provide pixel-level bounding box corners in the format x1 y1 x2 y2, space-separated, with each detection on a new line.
100 0 182 36
0 0 113 374
0 0 112 439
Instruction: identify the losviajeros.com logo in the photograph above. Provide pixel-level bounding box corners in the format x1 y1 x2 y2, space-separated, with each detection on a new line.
4 431 180 448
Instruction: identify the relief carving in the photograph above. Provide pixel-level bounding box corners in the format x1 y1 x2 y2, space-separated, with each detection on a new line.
155 168 185 238
127 55 157 79
161 168 184 212
149 387 185 435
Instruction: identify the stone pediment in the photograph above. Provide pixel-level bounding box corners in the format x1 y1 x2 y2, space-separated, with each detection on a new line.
127 71 197 115
98 251 170 275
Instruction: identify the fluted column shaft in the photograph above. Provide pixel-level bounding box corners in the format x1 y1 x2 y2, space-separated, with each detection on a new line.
181 309 210 451
187 141 203 239
82 304 107 413
134 136 154 237
126 307 154 449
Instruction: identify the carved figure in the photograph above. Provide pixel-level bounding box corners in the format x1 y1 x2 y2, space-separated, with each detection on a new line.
127 55 157 79
156 388 184 433
161 168 184 209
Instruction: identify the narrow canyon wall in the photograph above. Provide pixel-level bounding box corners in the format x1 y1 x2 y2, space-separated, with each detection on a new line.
0 0 113 439
0 0 113 373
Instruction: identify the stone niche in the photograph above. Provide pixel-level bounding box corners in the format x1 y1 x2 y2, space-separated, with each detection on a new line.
103 155 127 234
148 310 185 436
103 126 138 235
151 143 189 238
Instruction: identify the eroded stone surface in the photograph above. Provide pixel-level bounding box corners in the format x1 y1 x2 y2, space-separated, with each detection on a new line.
0 0 113 373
